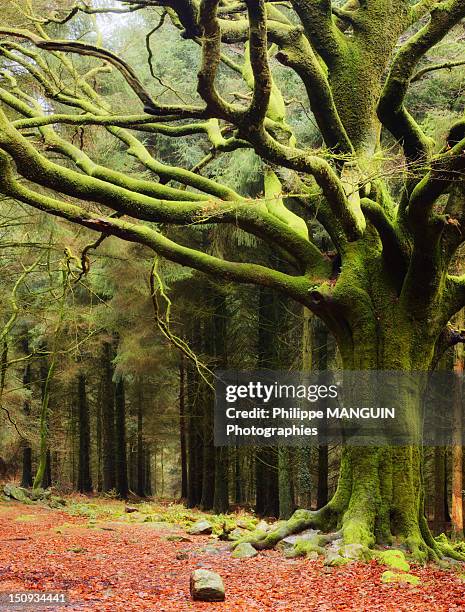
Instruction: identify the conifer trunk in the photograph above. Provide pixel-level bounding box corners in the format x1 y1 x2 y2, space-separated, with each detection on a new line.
101 342 116 492
115 377 128 499
77 374 92 493
179 355 188 499
20 334 33 488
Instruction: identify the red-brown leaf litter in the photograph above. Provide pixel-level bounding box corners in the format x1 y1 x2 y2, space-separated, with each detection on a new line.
1 501 465 611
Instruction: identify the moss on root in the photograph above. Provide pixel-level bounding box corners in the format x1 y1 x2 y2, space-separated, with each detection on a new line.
381 571 421 586
375 550 410 571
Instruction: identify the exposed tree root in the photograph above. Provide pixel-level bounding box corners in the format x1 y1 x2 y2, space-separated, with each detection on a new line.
233 505 465 565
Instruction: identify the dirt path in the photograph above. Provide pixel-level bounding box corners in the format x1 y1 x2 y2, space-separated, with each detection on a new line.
0 501 465 611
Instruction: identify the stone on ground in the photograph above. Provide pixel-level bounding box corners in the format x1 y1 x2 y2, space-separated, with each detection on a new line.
190 569 225 601
276 529 320 553
324 549 351 567
232 542 258 559
188 519 213 535
339 543 371 561
3 484 33 504
255 520 271 532
376 549 410 571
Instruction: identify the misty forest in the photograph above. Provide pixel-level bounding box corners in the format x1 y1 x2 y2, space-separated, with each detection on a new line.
1 0 465 610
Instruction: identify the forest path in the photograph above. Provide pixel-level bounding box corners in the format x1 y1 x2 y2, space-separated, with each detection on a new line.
0 501 465 611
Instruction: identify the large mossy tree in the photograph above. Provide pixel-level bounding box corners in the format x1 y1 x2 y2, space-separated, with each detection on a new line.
0 0 465 560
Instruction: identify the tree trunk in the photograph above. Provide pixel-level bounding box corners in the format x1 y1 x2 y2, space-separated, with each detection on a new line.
179 354 188 499
136 383 145 497
451 343 464 538
433 447 447 535
243 325 460 562
144 444 152 496
213 447 229 513
115 377 129 499
255 286 279 516
200 288 218 510
234 448 243 504
101 342 116 492
96 384 103 492
34 352 53 490
186 321 203 508
297 307 313 509
20 333 33 488
255 447 279 517
41 449 52 489
77 374 92 493
314 317 329 508
278 447 294 519
212 288 229 513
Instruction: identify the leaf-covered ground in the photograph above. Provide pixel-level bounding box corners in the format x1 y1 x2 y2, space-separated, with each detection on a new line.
1 499 465 611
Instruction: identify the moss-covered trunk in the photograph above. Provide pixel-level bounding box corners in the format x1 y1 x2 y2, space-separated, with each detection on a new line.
316 331 437 561
243 320 458 561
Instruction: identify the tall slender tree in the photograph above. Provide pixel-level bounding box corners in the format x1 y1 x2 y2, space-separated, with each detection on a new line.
77 373 92 493
115 377 129 499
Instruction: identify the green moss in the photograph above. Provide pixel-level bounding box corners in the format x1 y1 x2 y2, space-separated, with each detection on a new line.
14 514 37 522
264 170 309 240
376 549 410 572
435 533 448 545
286 536 324 558
381 571 420 586
242 42 285 122
327 555 352 567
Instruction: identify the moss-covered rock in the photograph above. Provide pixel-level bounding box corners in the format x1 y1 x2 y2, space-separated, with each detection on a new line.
324 549 352 567
3 484 33 504
236 518 257 531
190 569 225 601
284 538 324 559
376 549 410 572
255 520 271 532
227 528 246 541
188 520 213 535
339 543 372 561
282 531 328 559
232 542 258 559
381 571 420 586
165 535 191 542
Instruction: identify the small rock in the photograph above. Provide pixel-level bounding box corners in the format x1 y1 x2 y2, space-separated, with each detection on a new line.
165 535 191 542
339 543 371 561
255 520 270 532
324 549 351 567
227 528 245 541
69 546 86 554
188 520 213 535
277 529 320 551
29 488 51 501
199 546 222 555
232 542 258 559
306 551 319 561
237 519 255 530
190 569 225 602
176 552 189 560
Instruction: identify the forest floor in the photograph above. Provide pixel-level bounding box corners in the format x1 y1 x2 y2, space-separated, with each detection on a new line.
1 497 465 611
